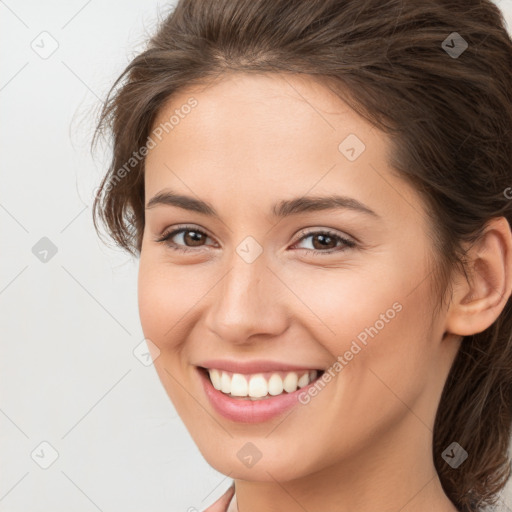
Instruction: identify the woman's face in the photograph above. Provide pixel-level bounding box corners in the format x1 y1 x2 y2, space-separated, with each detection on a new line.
139 72 458 481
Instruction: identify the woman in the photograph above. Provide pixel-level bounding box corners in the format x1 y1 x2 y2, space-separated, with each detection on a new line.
92 1 512 510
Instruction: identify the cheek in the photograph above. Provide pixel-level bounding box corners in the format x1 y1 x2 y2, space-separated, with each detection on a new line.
283 260 435 409
137 253 206 347
137 255 200 413
272 268 436 471
277 261 408 351
137 268 170 345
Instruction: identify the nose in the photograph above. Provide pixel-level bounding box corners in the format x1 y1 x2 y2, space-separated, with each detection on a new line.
203 248 290 345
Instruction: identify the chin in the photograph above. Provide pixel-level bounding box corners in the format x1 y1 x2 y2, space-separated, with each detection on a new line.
194 436 316 482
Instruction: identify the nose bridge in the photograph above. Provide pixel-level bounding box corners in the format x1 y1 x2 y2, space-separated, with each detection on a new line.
204 241 287 343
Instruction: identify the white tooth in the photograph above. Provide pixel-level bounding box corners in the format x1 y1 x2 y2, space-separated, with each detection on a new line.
211 369 318 398
209 369 222 390
268 373 284 396
231 373 248 396
220 371 231 394
297 372 310 388
283 372 298 392
248 374 268 397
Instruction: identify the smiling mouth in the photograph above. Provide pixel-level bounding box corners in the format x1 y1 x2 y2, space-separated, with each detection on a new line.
198 366 325 400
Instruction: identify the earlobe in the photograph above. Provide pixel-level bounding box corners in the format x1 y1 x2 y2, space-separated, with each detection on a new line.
444 217 512 337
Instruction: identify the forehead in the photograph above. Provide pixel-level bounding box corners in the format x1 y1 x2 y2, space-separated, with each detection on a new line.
144 72 424 225
149 72 377 154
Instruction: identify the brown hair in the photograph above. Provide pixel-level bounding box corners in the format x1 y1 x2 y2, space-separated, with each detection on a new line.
92 1 512 509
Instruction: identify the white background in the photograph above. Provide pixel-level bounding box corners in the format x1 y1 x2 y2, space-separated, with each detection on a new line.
1 1 512 511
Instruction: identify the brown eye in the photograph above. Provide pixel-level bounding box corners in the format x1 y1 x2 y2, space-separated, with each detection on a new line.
181 229 207 247
293 229 356 255
155 226 214 252
310 233 337 250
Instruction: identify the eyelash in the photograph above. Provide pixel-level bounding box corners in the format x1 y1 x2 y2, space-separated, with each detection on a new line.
154 225 357 256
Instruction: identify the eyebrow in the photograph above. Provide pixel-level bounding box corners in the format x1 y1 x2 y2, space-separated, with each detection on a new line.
145 189 380 219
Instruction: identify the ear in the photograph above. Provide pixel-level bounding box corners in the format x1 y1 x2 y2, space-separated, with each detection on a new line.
444 217 512 337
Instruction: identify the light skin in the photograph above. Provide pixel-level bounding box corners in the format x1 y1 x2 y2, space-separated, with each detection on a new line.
138 72 512 512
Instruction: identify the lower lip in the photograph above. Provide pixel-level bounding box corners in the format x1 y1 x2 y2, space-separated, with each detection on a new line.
197 367 322 423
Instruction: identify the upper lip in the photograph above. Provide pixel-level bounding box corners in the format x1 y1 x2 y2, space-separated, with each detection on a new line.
196 359 324 374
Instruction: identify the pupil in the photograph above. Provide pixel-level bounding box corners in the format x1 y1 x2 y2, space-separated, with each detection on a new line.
313 234 335 250
185 231 203 246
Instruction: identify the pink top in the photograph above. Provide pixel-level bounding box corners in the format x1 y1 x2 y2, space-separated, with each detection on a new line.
202 483 237 512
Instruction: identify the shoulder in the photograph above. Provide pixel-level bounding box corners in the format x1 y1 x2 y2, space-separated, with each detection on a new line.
202 483 235 512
